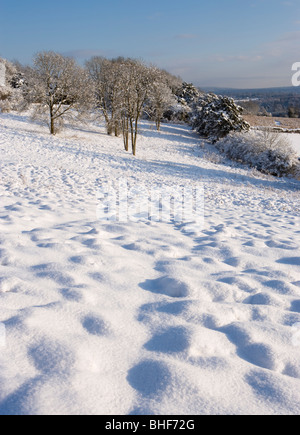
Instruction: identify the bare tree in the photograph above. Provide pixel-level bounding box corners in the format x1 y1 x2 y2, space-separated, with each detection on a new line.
117 59 157 155
147 69 177 131
31 51 91 134
86 56 180 154
86 56 123 136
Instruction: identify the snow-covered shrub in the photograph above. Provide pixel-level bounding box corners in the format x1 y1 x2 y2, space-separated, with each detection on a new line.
163 103 191 123
0 86 12 101
10 71 27 89
0 85 14 112
163 82 202 124
0 59 27 112
176 82 201 107
216 130 299 177
191 93 250 142
203 150 224 165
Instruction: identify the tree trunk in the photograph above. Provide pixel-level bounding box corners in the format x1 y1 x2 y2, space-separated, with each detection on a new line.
132 117 139 156
132 138 137 156
124 132 129 151
122 116 129 151
156 118 161 131
107 121 113 136
102 107 112 135
114 120 120 137
130 118 135 155
50 106 55 135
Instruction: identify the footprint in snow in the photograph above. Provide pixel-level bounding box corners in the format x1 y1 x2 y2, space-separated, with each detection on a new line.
219 323 277 371
37 241 60 249
262 280 295 296
127 359 171 399
0 276 23 293
69 255 86 265
28 337 75 376
276 257 300 266
283 362 300 379
244 292 282 308
31 263 75 287
245 370 299 408
0 249 12 266
265 240 298 250
290 300 300 313
82 314 111 337
156 300 191 316
81 238 100 249
138 301 191 324
60 286 87 303
240 343 277 371
144 326 191 354
4 204 23 212
223 257 241 268
139 276 189 298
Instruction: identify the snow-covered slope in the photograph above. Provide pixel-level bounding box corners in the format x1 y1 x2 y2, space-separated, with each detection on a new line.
0 112 300 415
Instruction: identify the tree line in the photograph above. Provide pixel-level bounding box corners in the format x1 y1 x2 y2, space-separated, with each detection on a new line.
1 51 251 155
1 52 185 156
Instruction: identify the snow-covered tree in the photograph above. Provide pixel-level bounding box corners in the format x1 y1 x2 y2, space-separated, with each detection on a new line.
159 69 183 95
0 58 27 112
0 59 5 87
121 59 152 154
191 93 250 142
146 70 178 131
86 56 124 136
162 82 200 124
0 85 12 112
108 58 158 155
176 82 202 107
86 56 183 152
31 51 91 134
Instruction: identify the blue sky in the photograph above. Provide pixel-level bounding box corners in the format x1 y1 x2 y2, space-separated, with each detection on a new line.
1 0 300 88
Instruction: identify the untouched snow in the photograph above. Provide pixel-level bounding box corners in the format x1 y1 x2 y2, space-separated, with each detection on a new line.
285 133 300 156
0 112 300 415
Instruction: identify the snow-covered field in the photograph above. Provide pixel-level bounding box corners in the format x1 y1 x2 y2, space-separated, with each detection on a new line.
0 111 300 415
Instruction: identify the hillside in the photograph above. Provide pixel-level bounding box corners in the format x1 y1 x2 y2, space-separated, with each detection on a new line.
202 86 300 97
0 111 300 415
201 87 300 119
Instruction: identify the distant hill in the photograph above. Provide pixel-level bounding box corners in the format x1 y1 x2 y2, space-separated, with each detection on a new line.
201 86 300 98
200 87 300 118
